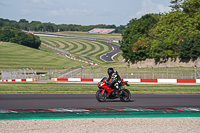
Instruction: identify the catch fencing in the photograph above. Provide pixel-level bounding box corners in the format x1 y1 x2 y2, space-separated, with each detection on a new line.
51 65 200 79
1 66 200 80
1 68 37 80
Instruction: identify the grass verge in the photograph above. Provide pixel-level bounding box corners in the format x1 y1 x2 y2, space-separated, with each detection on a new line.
0 83 199 94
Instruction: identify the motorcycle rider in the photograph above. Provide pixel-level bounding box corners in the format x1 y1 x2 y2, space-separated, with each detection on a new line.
105 68 120 89
96 68 131 102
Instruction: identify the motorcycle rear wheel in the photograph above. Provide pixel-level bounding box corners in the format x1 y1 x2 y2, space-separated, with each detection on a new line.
120 89 131 102
96 90 107 102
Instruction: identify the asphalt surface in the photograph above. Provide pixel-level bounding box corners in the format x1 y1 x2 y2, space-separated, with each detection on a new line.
35 33 121 62
99 40 121 61
0 94 199 109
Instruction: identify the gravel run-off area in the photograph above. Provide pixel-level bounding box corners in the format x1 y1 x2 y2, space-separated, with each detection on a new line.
1 118 200 133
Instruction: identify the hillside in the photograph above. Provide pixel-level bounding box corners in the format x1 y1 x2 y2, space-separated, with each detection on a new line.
40 36 113 64
56 31 122 40
0 42 83 69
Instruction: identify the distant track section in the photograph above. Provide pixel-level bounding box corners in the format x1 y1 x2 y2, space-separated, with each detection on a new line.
34 32 121 62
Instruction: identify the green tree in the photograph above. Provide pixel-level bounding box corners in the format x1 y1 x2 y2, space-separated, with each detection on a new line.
179 33 200 59
182 0 200 14
30 21 42 31
0 26 41 49
19 19 29 23
121 0 200 62
169 0 183 11
0 26 15 42
0 18 124 33
149 4 200 59
120 14 160 61
132 37 151 61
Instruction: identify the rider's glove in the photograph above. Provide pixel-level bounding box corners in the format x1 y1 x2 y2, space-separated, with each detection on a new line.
114 83 119 89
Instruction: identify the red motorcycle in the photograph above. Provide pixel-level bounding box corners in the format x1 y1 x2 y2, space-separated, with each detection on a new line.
96 72 131 102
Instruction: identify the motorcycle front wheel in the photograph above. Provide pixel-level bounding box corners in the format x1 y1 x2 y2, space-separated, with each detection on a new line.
96 90 107 102
120 89 131 102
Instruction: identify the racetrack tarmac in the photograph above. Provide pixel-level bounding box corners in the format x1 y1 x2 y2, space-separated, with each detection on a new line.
1 94 199 132
0 94 199 109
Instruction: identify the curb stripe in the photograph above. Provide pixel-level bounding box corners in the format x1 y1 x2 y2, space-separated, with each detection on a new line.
21 79 26 82
57 78 68 81
0 78 36 82
50 78 200 84
158 79 177 83
141 79 157 83
1 107 200 114
124 79 140 83
177 79 196 83
81 79 93 82
68 78 81 82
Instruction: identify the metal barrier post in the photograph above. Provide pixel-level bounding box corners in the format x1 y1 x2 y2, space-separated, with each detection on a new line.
152 66 154 79
138 67 140 79
194 65 197 79
180 65 183 79
166 66 168 79
91 67 93 79
31 68 33 78
23 68 26 79
81 65 83 78
48 68 51 79
55 68 56 78
27 68 29 78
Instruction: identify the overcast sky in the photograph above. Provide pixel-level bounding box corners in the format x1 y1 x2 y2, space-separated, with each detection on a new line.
0 0 171 26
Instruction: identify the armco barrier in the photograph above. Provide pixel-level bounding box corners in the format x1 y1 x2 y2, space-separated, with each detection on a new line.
51 78 200 84
0 78 37 82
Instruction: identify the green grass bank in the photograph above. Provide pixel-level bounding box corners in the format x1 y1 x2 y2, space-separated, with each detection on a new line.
0 42 83 69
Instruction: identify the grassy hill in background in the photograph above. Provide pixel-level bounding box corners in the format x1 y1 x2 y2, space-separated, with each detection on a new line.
0 42 83 69
40 36 113 64
56 31 122 40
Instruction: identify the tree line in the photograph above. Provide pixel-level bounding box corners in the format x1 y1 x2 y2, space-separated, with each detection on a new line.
0 26 41 49
120 0 200 62
0 18 125 34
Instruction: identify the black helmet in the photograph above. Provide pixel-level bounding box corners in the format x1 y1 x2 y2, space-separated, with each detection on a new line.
107 68 114 77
